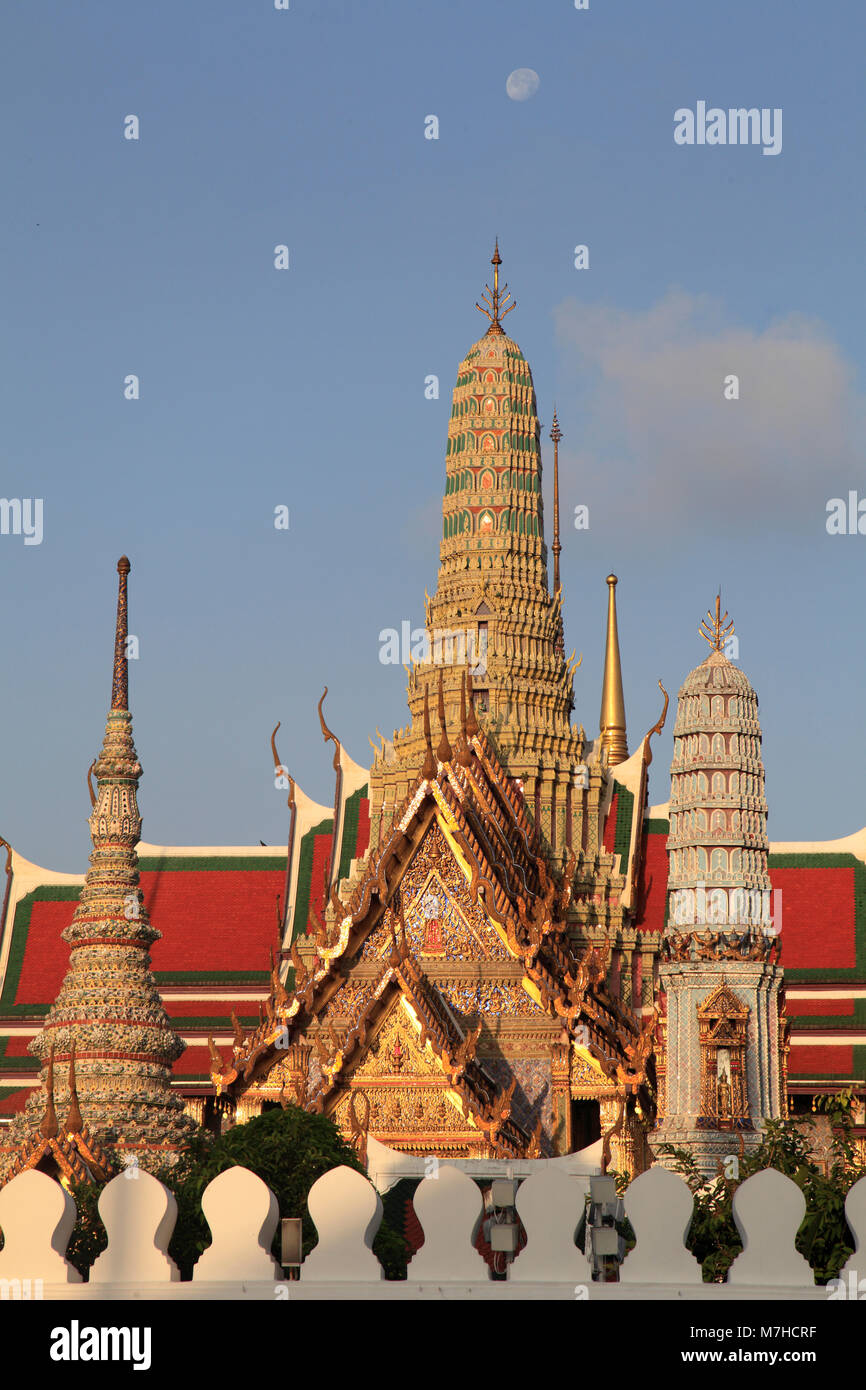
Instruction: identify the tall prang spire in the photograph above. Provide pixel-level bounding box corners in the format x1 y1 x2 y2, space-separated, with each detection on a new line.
370 244 588 857
1 557 198 1180
599 574 628 766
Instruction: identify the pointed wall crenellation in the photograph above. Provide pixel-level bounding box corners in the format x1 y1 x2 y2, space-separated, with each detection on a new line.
0 1162 847 1290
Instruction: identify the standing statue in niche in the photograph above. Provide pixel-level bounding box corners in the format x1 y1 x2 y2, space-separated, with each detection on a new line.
717 1050 732 1119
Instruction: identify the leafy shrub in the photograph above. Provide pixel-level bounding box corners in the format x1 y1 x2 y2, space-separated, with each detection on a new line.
656 1105 865 1283
65 1105 408 1280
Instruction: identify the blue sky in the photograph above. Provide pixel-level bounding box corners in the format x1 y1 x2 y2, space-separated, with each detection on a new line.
2 0 865 868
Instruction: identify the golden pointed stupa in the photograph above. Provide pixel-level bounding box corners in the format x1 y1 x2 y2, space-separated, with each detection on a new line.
599 574 628 765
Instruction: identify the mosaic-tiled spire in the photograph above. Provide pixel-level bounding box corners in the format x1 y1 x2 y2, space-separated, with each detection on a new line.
666 598 770 920
14 558 197 1170
653 598 784 1177
374 246 587 849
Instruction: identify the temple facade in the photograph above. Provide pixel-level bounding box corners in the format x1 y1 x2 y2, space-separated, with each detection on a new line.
0 246 863 1186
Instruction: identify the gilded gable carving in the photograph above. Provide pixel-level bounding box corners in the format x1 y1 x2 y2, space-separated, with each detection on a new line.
361 821 510 963
350 1007 442 1080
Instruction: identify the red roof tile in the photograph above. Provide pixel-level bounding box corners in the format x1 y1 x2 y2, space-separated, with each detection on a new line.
770 867 856 971
787 997 854 1017
602 793 618 854
0 1089 29 1115
789 1044 853 1077
13 901 76 1007
637 827 668 933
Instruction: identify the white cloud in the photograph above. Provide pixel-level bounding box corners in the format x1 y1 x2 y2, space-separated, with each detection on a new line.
553 290 863 530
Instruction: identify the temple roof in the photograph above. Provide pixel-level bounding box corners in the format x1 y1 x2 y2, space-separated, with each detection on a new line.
206 702 652 1156
2 771 864 1115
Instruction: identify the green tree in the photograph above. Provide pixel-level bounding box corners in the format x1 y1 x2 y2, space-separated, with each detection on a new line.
66 1105 408 1280
656 1105 865 1283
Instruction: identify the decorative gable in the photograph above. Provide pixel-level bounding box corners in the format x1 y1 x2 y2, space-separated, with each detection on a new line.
328 999 483 1153
361 821 510 964
698 983 750 1020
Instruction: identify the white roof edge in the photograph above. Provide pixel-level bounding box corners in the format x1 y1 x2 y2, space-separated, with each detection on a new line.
340 744 371 795
770 825 866 863
8 850 85 888
608 745 644 797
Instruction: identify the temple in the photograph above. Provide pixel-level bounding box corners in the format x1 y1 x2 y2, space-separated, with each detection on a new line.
0 247 863 1185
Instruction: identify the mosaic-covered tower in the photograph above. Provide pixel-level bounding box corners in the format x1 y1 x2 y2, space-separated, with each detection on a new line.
2 558 197 1177
370 245 619 863
652 598 786 1176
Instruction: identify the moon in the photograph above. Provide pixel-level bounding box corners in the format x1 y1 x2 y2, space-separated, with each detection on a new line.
506 68 540 102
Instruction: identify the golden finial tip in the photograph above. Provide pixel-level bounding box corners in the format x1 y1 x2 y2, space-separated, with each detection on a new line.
606 573 618 586
699 592 735 651
117 556 131 574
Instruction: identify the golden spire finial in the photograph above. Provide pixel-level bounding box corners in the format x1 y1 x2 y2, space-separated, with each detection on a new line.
111 557 131 711
699 594 735 652
476 239 516 334
550 408 562 596
599 574 628 766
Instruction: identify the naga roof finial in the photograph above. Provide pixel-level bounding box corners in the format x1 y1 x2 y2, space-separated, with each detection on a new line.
436 668 452 763
66 1042 83 1134
465 667 479 738
318 688 341 773
40 1046 59 1139
421 684 437 780
457 670 472 766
